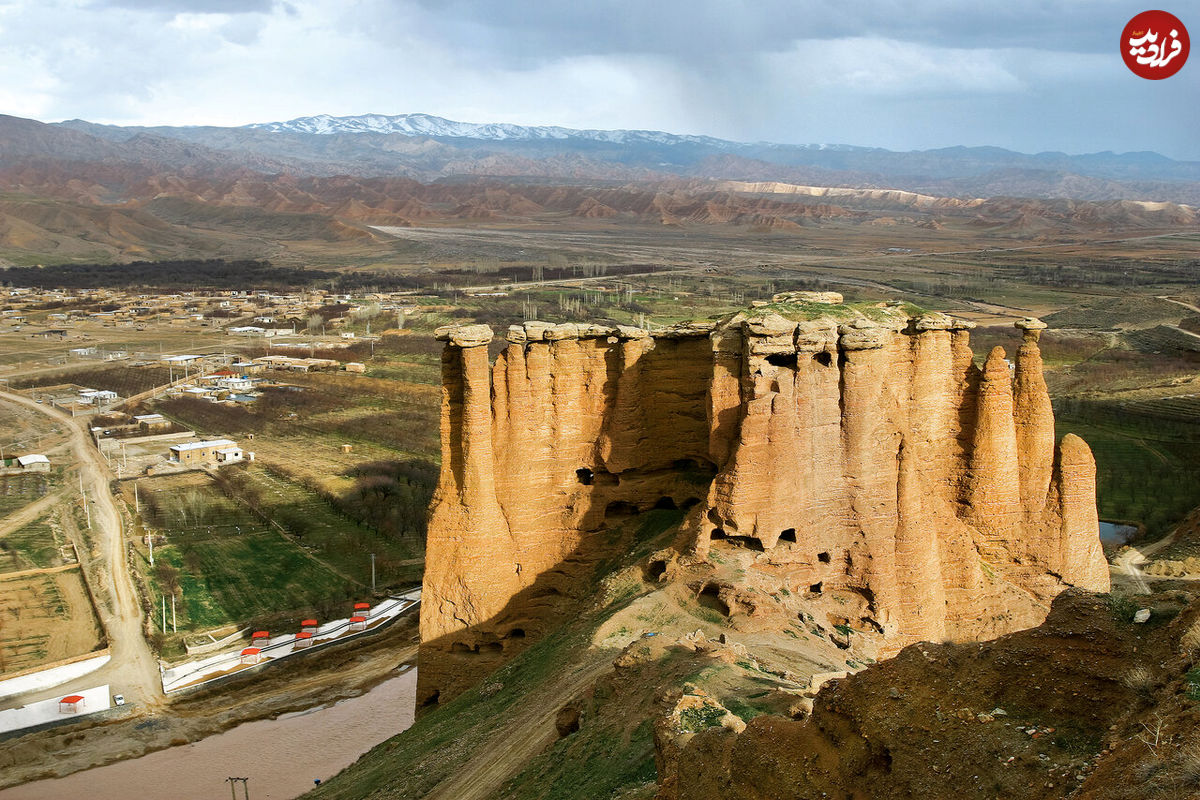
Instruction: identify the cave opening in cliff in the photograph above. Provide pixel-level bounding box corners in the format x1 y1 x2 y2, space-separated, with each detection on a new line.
698 583 730 616
451 641 473 653
721 534 764 551
575 467 594 485
766 352 799 368
606 500 638 517
814 351 833 367
817 551 831 563
779 528 797 543
506 628 526 639
653 496 677 510
421 690 439 708
646 559 668 581
809 582 823 594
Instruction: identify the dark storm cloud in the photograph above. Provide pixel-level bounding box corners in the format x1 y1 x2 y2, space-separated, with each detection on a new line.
92 0 274 13
3 0 1196 160
407 0 1138 64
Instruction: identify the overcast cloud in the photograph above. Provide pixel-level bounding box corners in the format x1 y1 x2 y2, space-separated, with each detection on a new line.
1 0 1196 158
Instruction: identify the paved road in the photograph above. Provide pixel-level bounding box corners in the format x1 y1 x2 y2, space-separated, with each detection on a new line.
0 388 163 709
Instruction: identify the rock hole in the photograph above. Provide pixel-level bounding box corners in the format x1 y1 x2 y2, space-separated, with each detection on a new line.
653 496 677 510
726 535 764 551
809 582 823 594
711 528 727 540
766 352 798 367
575 467 594 485
814 351 833 367
556 706 581 738
420 690 440 707
698 583 730 616
673 458 700 470
451 641 472 653
817 551 831 563
606 500 638 516
646 559 667 581
779 528 797 543
506 628 526 639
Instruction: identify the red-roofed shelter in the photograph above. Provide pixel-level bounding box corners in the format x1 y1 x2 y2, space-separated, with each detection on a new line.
59 695 85 713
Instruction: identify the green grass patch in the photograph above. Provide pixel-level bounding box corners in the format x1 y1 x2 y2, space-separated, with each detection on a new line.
0 520 61 571
1186 669 1200 702
146 532 354 631
1055 401 1200 539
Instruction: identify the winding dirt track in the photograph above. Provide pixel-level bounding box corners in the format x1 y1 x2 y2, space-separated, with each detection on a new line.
425 651 613 800
0 389 162 708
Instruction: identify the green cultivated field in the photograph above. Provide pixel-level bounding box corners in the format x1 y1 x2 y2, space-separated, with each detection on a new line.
146 532 352 631
0 474 52 517
1056 401 1200 539
232 467 424 587
0 519 64 572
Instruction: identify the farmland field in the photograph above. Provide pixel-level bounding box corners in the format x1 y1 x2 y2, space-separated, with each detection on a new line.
130 464 423 647
0 517 69 572
0 568 104 676
142 532 354 632
0 473 53 518
1056 400 1200 538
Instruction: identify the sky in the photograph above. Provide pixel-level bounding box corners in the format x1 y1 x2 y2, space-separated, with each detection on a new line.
0 0 1197 158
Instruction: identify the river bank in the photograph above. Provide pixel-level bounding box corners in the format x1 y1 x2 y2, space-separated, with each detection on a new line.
0 612 418 790
0 668 416 800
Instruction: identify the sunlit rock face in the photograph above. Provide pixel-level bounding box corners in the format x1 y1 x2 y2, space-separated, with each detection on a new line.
418 304 1109 707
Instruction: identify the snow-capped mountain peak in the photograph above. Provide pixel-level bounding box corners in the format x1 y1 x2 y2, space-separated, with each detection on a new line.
243 112 747 148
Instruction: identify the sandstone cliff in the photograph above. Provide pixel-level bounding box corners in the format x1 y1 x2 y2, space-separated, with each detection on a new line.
419 296 1110 707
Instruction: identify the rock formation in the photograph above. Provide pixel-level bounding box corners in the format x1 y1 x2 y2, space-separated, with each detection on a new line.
419 295 1110 707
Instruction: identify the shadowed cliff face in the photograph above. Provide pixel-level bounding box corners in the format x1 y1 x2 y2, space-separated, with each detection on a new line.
418 297 1110 708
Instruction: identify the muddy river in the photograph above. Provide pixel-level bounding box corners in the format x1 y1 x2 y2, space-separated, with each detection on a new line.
0 667 416 800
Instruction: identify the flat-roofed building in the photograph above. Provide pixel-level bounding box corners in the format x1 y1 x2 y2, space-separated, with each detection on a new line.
168 438 239 466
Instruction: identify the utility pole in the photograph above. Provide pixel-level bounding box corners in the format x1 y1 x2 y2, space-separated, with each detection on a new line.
370 553 376 592
225 777 250 800
171 595 176 633
161 596 166 631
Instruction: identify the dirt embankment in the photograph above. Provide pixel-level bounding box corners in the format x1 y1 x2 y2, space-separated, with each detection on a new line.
658 589 1200 800
0 613 418 790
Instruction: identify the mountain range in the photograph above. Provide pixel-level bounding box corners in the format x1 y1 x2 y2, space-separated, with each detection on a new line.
1 111 1199 265
25 112 1200 201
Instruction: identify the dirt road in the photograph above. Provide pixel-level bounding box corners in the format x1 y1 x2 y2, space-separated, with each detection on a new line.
1111 533 1177 595
425 651 613 800
0 490 66 540
0 388 162 708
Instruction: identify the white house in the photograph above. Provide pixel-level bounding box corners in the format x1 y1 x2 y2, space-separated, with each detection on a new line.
217 376 253 392
78 389 118 405
16 454 50 472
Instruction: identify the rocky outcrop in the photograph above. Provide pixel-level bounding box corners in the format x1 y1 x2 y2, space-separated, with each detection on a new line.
419 304 1110 707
